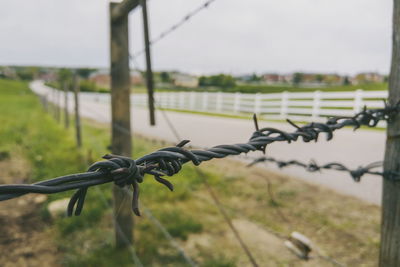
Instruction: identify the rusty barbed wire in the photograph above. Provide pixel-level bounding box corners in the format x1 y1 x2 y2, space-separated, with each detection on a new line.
248 157 400 182
0 102 399 216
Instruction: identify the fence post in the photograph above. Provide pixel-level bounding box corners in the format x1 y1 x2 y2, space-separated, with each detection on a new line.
167 93 171 108
190 91 196 111
216 92 223 112
63 81 70 129
202 92 208 111
56 87 61 123
234 92 241 113
312 90 321 120
141 0 156 125
253 93 261 115
43 95 48 112
179 92 185 110
280 91 289 119
110 2 133 248
73 74 82 148
159 92 164 107
379 1 400 265
353 89 364 113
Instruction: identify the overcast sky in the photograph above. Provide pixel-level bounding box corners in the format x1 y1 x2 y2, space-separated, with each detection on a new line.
0 0 393 75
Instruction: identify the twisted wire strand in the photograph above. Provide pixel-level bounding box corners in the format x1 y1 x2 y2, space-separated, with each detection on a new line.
0 102 399 216
247 156 400 182
132 0 217 59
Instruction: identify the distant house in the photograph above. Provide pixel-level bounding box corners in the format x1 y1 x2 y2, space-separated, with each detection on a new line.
263 74 286 84
322 74 342 85
38 72 58 82
89 70 143 88
171 73 198 88
352 72 385 84
89 74 110 88
0 67 17 79
262 73 292 84
130 70 144 86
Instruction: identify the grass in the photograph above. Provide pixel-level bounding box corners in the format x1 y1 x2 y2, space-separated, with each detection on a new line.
149 82 388 94
0 78 383 266
47 80 387 95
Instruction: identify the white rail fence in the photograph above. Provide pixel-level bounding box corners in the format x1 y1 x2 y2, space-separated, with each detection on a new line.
32 81 388 125
128 90 388 123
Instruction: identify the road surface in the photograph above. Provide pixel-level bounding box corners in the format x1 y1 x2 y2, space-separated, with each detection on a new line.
31 81 386 205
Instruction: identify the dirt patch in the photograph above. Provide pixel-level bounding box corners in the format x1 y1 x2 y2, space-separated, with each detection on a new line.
0 152 61 267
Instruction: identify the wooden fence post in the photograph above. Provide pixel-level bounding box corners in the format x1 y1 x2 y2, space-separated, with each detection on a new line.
56 86 61 123
379 0 400 265
110 2 134 248
64 81 70 129
73 74 82 148
141 0 156 125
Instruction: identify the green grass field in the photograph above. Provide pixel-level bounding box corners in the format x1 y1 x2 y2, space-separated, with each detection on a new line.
148 82 387 94
47 80 387 95
0 79 383 266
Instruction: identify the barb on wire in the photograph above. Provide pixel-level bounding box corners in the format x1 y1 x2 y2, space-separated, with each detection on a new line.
0 102 399 216
132 0 217 59
247 156 400 182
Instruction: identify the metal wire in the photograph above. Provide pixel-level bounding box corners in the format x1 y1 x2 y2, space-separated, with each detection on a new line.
94 187 144 267
59 99 195 266
196 168 259 267
140 203 198 267
132 0 217 59
247 156 398 182
0 102 399 216
152 95 259 266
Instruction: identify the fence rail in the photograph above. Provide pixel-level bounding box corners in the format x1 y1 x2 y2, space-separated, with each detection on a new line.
126 89 388 124
34 82 388 125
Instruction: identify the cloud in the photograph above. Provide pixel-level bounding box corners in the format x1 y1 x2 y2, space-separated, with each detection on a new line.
0 0 392 75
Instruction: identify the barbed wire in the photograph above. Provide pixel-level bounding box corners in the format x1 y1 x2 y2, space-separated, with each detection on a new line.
43 90 197 266
94 186 144 267
132 0 217 59
140 202 198 267
0 102 399 217
36 85 361 266
247 157 400 182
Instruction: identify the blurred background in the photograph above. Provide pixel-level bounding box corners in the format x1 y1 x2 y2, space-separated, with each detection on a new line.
0 0 393 266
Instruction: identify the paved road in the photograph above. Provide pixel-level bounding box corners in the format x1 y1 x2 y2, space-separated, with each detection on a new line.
31 81 386 205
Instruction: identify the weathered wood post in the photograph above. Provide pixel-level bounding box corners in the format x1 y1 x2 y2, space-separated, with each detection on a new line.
56 85 61 123
380 1 400 265
73 73 82 148
141 0 156 125
63 81 70 129
110 0 139 248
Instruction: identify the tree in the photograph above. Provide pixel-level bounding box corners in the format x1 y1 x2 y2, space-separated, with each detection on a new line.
342 76 351 86
199 74 236 88
250 73 261 82
15 66 38 81
315 74 324 83
292 72 303 86
76 68 96 79
160 72 171 83
58 68 73 83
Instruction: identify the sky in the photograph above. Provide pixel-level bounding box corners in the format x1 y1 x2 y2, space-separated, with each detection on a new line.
0 0 393 75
